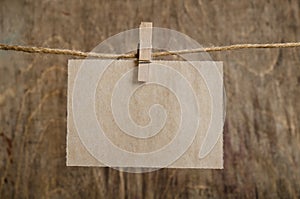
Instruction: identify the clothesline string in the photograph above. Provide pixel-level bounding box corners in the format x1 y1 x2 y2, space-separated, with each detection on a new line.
1 42 300 59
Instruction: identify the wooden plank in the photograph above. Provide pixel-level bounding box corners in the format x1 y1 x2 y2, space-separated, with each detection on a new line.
0 0 299 198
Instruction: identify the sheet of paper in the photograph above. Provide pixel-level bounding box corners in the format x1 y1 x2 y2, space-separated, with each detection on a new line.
67 59 224 169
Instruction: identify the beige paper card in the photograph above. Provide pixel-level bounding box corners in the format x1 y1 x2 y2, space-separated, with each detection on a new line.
67 59 224 169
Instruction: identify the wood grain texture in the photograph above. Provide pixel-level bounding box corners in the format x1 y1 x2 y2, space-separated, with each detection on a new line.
0 0 300 198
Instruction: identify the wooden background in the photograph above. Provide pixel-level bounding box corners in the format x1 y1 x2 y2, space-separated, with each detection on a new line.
0 0 300 198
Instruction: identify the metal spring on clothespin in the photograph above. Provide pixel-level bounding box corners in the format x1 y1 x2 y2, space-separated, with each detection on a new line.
138 22 153 82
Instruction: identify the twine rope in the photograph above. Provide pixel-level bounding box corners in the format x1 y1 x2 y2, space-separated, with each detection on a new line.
1 42 300 59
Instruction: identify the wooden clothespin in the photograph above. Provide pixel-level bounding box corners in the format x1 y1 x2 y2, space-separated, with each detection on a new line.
138 22 152 82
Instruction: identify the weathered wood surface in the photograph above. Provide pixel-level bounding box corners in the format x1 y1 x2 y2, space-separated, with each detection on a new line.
0 0 299 198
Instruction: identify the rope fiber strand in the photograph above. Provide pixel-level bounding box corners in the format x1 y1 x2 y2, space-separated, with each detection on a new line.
1 42 300 59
